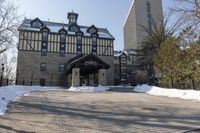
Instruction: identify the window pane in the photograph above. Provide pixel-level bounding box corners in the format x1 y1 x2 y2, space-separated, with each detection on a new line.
59 64 65 72
60 34 66 43
42 32 48 41
77 36 82 44
92 37 97 45
40 63 47 71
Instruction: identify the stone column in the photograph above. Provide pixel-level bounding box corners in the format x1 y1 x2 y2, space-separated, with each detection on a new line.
98 69 107 86
89 74 94 86
67 74 72 87
72 68 80 87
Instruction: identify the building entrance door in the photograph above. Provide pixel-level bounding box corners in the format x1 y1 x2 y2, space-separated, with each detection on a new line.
40 79 46 86
80 76 89 86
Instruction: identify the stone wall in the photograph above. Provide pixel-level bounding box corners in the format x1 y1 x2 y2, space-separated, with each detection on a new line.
16 51 114 86
98 55 114 85
16 51 76 86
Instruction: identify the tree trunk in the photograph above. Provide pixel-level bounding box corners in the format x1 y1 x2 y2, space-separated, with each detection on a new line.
170 70 174 88
192 80 195 90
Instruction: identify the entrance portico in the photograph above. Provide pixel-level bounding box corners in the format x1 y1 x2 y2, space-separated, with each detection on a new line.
67 53 110 87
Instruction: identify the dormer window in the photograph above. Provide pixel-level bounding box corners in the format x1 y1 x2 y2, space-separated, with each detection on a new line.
33 21 42 28
31 18 44 28
87 25 98 36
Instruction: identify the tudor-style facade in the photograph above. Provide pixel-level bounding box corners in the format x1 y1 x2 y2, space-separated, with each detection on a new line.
16 12 115 87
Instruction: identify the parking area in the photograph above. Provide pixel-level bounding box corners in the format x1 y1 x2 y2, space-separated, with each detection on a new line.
0 89 200 133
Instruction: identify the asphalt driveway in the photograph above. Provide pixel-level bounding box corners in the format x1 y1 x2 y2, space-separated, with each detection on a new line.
0 89 200 133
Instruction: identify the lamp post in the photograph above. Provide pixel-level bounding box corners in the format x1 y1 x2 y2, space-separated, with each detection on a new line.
16 72 19 85
0 63 4 86
50 74 53 86
31 74 33 86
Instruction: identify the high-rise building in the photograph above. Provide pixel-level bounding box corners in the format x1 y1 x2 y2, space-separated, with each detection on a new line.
124 0 163 50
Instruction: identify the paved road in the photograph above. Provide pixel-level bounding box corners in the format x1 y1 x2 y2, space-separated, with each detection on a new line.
0 90 200 133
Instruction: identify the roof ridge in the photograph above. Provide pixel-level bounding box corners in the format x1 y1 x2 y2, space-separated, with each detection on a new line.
24 18 109 31
20 18 115 39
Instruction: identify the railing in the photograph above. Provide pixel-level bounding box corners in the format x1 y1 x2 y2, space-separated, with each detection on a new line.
16 80 67 87
157 81 200 90
0 78 11 86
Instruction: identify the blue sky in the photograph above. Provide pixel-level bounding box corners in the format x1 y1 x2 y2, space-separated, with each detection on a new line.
16 0 176 50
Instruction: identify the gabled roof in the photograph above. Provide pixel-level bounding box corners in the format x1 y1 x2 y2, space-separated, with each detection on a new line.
18 18 115 40
58 27 68 34
68 23 80 32
87 25 98 35
30 17 44 27
40 25 50 32
67 53 110 71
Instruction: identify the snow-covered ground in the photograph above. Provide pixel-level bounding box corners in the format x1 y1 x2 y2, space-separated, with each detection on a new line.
68 85 110 92
0 85 59 116
134 84 200 101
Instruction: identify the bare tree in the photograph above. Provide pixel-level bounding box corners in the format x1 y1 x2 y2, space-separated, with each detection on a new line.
0 0 20 54
172 0 200 34
137 12 183 84
139 11 183 49
0 54 16 85
173 0 200 21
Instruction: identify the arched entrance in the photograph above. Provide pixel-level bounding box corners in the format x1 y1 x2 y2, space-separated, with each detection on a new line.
67 53 110 87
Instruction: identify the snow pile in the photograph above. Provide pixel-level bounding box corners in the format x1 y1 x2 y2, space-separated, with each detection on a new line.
0 85 59 115
134 84 200 101
68 85 110 92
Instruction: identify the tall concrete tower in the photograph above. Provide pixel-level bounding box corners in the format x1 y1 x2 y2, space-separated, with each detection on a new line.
124 0 163 50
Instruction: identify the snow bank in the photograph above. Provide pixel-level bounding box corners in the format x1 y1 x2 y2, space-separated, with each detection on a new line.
68 85 110 92
0 85 59 115
134 84 200 101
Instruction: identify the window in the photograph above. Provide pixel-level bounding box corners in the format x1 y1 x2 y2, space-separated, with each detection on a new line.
70 15 76 23
40 79 46 86
77 35 82 44
41 48 47 56
60 33 66 56
60 34 66 43
90 28 97 34
32 21 41 28
92 36 97 54
59 64 65 72
77 45 82 54
43 42 47 47
61 44 65 48
42 32 48 41
146 0 152 32
77 35 82 54
92 37 97 45
60 49 65 57
92 46 97 55
40 63 47 71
